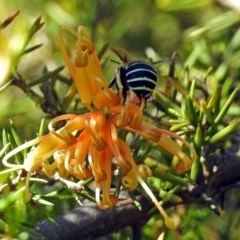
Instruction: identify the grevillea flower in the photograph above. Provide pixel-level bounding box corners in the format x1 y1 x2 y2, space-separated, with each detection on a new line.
2 26 196 229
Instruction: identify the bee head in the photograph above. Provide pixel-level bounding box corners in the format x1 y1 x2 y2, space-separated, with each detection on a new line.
110 46 133 65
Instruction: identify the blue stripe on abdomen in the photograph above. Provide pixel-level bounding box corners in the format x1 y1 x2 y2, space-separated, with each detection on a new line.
123 61 158 99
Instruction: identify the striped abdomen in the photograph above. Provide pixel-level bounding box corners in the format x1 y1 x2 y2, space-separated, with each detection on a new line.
126 61 158 100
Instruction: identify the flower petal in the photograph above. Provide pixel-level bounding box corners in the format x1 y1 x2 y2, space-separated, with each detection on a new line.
125 121 195 173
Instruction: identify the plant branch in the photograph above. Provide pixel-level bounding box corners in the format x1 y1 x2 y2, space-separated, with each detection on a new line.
31 195 154 240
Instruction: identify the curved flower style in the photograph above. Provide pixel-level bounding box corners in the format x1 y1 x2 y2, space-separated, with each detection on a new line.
2 26 196 229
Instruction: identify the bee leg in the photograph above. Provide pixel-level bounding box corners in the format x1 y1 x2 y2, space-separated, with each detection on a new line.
109 76 120 95
122 86 128 104
108 76 116 88
138 96 147 108
115 81 120 95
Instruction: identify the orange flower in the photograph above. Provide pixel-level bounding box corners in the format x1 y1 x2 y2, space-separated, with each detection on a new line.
2 26 196 229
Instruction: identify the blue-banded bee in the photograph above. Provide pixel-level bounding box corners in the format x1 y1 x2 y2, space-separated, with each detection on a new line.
109 47 158 105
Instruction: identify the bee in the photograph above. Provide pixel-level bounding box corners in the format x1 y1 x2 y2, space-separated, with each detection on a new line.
109 47 158 105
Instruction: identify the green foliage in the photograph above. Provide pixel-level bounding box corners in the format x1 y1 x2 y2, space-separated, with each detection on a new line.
1 1 240 239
